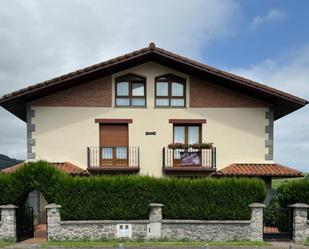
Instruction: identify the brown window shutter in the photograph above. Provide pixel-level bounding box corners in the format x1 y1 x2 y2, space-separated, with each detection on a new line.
99 124 128 147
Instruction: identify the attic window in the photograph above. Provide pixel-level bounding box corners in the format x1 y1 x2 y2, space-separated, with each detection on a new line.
155 74 186 107
115 74 146 107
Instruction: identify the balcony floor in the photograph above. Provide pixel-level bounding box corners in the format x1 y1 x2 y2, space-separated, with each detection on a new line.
163 166 216 176
87 166 140 174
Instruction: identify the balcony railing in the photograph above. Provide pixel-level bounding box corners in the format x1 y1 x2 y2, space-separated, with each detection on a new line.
162 147 216 169
87 146 140 169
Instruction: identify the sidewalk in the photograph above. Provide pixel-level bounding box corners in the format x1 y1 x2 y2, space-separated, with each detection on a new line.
4 241 308 249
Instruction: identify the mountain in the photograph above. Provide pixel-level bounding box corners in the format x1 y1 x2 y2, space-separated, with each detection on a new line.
0 154 23 170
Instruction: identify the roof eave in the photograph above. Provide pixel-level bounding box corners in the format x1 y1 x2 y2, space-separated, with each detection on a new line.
0 45 307 122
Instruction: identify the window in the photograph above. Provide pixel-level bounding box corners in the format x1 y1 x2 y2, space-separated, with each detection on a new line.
100 124 129 166
173 125 201 144
115 74 146 107
155 74 186 107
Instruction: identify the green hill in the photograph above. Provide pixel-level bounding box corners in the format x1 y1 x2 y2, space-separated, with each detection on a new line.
0 154 23 170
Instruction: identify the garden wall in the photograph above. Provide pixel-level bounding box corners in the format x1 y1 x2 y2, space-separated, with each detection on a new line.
289 203 309 242
0 205 17 241
45 203 265 242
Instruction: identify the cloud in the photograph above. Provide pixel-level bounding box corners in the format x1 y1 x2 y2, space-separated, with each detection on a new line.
231 45 309 171
251 9 287 30
0 0 241 159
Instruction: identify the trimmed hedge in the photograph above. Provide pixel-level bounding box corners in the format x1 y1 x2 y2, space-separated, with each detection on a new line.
277 178 309 207
0 161 266 220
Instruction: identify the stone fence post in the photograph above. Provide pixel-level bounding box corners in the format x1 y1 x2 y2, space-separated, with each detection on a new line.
249 203 265 241
288 203 309 242
147 203 163 239
0 205 18 242
45 203 62 241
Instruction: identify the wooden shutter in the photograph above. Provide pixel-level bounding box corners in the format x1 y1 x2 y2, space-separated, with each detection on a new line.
99 124 128 147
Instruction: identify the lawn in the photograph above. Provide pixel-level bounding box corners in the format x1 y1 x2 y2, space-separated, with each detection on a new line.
0 241 12 248
272 174 307 189
42 240 271 248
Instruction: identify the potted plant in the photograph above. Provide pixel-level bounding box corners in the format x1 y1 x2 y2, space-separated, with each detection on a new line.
190 142 213 149
168 143 189 150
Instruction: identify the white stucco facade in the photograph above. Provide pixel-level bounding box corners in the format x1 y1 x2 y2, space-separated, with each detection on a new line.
31 62 271 177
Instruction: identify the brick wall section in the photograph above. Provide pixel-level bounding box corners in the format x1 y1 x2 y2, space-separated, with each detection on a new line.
31 75 112 107
45 203 265 242
0 205 18 241
190 76 269 108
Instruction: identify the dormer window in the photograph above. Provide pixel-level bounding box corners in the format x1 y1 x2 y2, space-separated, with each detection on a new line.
155 74 186 107
115 74 146 107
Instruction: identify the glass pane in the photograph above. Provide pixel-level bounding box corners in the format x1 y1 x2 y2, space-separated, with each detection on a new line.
132 98 145 106
116 147 127 159
174 126 185 143
132 82 144 96
188 126 199 144
171 98 185 106
102 147 113 159
172 82 184 96
117 82 129 96
116 98 130 106
155 99 169 106
156 82 168 96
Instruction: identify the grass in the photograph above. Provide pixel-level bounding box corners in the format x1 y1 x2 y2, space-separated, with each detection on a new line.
272 174 307 189
42 240 271 247
304 238 309 246
0 241 12 248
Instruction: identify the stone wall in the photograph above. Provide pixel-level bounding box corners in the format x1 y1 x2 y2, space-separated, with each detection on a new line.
289 203 309 243
0 205 17 241
46 203 265 242
162 220 251 241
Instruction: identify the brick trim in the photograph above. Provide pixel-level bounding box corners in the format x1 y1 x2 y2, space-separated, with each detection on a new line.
26 104 36 160
169 119 206 124
265 107 274 160
95 119 133 124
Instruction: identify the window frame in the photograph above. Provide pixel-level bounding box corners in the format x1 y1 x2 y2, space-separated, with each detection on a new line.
115 73 146 107
155 74 186 107
173 124 202 145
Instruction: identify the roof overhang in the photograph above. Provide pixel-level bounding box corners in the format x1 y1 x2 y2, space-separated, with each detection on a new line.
0 44 307 122
215 163 304 178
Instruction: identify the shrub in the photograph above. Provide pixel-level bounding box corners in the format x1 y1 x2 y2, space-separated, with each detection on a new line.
0 161 266 220
277 178 309 207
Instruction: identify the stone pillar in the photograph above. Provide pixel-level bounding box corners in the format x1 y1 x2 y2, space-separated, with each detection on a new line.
45 203 62 241
249 203 265 241
288 203 309 242
0 205 18 242
147 203 163 239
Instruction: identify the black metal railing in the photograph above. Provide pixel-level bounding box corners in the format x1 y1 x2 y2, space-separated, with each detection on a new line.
87 146 139 168
162 147 216 168
263 207 293 240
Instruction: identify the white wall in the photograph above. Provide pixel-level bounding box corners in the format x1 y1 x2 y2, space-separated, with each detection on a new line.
31 62 269 177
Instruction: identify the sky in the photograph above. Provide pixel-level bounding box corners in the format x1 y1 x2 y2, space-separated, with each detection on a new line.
0 0 308 171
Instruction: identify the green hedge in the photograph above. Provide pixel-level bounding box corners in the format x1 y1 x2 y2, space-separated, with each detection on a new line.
0 161 266 220
277 178 309 207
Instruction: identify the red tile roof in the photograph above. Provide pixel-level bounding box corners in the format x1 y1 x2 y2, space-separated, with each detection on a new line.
0 43 307 121
1 162 87 175
216 163 303 177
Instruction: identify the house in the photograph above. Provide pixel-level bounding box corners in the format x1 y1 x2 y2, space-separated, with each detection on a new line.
0 43 307 181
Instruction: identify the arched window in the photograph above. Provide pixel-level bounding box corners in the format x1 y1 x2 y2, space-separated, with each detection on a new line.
115 74 146 107
155 74 186 107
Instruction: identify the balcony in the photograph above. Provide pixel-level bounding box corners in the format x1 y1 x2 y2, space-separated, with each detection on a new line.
87 146 140 174
162 147 216 175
